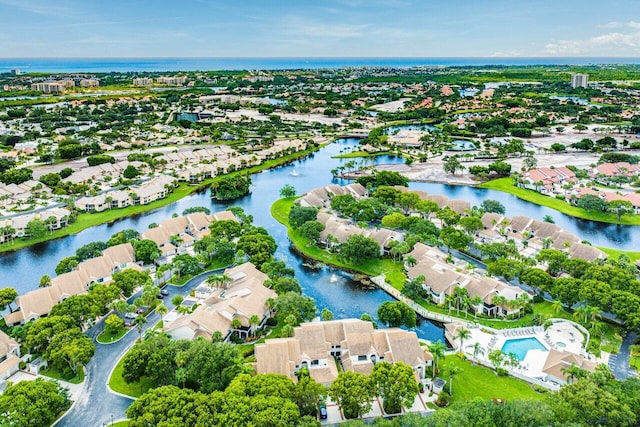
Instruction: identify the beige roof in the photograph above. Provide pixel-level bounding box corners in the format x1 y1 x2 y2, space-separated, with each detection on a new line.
446 199 470 214
102 243 136 265
509 215 533 233
481 213 504 229
210 210 239 222
569 243 606 262
255 338 301 378
0 330 18 356
542 349 597 381
380 328 427 367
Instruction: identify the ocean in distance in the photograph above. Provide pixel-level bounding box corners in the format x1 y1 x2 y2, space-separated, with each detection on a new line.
2 57 640 73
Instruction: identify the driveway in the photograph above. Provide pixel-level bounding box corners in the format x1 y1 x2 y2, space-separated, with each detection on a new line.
609 331 638 380
56 269 224 426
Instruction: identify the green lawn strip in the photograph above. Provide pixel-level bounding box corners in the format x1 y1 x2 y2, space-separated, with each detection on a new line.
439 354 544 403
40 365 85 384
97 327 130 344
109 353 153 398
271 198 406 288
111 421 130 427
478 177 640 226
598 247 640 262
331 151 393 159
0 145 324 255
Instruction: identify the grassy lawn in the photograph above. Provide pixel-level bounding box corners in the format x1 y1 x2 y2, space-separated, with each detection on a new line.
0 145 323 254
111 421 130 427
97 327 130 344
271 198 406 289
40 365 85 384
478 177 640 226
109 353 153 398
439 354 545 403
331 151 393 159
598 246 640 263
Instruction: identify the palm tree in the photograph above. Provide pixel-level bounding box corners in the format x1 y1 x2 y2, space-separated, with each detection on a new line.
551 299 563 315
445 365 463 396
469 296 482 319
428 341 447 379
231 317 243 337
455 328 471 352
471 342 485 364
133 315 147 342
561 364 586 384
249 314 261 336
156 303 168 324
176 305 191 315
491 295 507 318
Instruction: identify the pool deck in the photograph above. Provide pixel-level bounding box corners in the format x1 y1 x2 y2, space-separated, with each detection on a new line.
458 320 606 388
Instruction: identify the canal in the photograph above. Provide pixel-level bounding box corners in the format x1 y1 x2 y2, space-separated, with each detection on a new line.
1 138 637 341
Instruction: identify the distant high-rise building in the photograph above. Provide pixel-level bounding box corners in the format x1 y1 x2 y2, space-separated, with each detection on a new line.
571 73 589 88
10 68 20 75
80 78 100 88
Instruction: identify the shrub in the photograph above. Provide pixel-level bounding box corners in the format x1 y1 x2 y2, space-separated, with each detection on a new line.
496 367 509 377
435 391 451 407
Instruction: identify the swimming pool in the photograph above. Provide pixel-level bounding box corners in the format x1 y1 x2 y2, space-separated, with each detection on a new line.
501 337 548 361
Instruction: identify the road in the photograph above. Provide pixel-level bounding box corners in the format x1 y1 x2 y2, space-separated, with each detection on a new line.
57 269 222 427
609 331 638 380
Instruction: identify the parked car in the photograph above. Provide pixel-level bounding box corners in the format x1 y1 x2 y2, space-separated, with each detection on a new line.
160 289 169 296
124 312 137 319
136 306 148 314
156 293 165 299
319 405 327 420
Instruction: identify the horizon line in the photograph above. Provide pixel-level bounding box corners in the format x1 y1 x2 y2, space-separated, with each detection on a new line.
2 56 640 60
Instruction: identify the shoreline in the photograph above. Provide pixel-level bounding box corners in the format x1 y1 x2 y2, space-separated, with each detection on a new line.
0 142 327 255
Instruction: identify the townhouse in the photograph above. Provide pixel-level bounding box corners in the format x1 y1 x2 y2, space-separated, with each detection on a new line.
255 319 433 385
3 243 139 326
164 262 276 341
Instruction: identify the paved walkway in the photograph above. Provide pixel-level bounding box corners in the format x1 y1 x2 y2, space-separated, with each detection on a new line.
57 269 222 426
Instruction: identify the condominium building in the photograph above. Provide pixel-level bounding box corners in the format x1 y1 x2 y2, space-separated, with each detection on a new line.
79 78 100 88
156 76 187 86
132 77 154 86
570 73 589 88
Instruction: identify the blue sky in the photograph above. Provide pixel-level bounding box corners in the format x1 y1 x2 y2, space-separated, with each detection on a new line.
1 0 639 57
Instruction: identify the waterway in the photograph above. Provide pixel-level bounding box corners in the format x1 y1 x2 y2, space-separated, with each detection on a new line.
1 138 637 341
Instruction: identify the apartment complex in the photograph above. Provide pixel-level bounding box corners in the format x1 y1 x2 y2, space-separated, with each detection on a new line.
570 73 589 88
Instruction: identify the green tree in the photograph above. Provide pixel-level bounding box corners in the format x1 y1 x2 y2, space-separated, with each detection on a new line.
123 165 140 179
298 220 324 242
576 194 607 212
279 184 296 198
435 208 460 226
0 378 71 427
371 361 419 414
321 308 334 321
55 255 79 275
293 372 327 417
608 199 633 222
49 294 101 327
288 205 318 228
0 287 18 311
46 328 95 375
440 226 472 251
273 292 317 324
339 234 380 263
113 268 152 297
39 274 51 288
25 218 48 238
480 199 506 214
328 371 374 419
444 156 463 175
105 313 124 335
133 239 160 265
377 301 416 328
459 216 483 236
181 339 243 393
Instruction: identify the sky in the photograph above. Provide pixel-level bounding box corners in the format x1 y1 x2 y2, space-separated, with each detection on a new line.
1 0 640 58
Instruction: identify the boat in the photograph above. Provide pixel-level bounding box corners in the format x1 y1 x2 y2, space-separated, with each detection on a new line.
289 169 299 177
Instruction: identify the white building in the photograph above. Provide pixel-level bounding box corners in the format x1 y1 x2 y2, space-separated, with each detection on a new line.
570 73 589 89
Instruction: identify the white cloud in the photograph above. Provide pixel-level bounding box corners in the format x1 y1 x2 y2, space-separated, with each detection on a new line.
599 21 640 29
545 31 640 55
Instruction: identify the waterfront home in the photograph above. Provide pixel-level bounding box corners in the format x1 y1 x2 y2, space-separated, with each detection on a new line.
0 207 71 242
316 213 403 255
0 180 53 211
164 262 275 341
297 183 369 208
406 243 528 317
0 330 21 384
255 319 432 385
520 167 577 194
141 210 237 264
3 243 138 326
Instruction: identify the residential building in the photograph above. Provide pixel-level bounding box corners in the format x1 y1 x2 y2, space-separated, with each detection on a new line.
132 77 153 86
79 79 99 88
0 330 20 383
3 243 138 326
164 262 275 341
156 76 187 86
255 319 433 385
570 73 589 89
541 349 596 385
